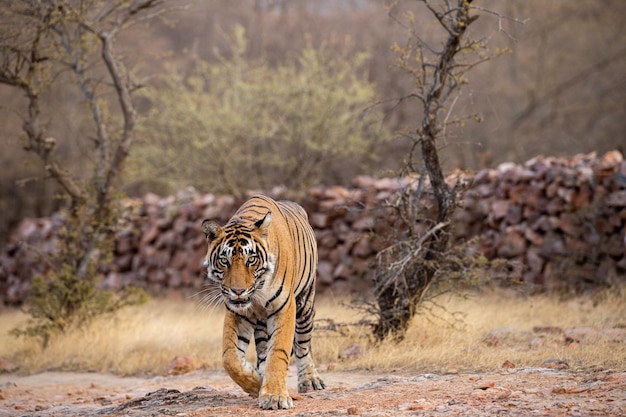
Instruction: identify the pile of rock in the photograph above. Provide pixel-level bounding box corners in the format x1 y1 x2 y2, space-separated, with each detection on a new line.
455 151 626 289
1 151 624 305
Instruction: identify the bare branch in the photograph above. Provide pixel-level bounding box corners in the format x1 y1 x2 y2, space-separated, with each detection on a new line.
372 0 502 341
470 5 529 41
511 46 626 129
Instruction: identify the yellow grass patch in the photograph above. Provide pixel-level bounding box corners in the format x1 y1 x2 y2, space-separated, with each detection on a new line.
1 289 624 376
318 289 626 373
0 300 224 376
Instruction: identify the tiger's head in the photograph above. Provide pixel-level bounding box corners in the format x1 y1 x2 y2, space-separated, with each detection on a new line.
201 213 275 312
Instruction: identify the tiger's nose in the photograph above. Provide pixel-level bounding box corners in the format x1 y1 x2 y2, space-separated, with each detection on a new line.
231 288 246 296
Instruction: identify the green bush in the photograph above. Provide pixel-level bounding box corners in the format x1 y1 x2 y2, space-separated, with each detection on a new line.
129 25 390 197
11 266 148 348
11 207 149 348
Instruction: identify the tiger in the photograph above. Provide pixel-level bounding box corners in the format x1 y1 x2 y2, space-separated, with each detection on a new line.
201 194 325 410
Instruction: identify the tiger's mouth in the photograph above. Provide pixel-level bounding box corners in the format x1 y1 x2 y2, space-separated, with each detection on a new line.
223 285 257 308
229 297 251 306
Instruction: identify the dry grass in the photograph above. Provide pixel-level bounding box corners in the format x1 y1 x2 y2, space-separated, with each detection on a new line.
319 289 626 373
1 289 625 376
0 300 224 376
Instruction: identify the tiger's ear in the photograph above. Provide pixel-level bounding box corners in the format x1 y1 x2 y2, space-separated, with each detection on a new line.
201 219 223 242
253 212 272 237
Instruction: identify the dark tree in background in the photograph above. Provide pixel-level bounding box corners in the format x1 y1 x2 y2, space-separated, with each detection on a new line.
372 0 516 341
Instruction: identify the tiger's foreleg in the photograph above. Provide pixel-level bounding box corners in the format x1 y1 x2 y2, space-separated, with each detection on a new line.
222 311 262 397
258 298 296 409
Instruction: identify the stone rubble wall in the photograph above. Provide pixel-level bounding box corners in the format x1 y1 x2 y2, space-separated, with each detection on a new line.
1 151 625 305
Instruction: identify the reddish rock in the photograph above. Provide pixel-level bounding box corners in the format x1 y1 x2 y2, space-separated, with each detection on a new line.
526 248 544 273
140 223 159 248
339 343 362 361
606 190 626 207
351 236 373 258
317 261 334 286
497 228 526 258
167 356 204 375
491 200 511 220
2 151 625 304
352 215 375 231
310 213 331 228
501 360 515 369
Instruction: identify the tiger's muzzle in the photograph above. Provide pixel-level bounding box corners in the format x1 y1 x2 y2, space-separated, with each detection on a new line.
225 287 254 306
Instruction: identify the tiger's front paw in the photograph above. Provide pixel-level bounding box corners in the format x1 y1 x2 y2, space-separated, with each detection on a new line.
298 375 325 393
258 390 293 409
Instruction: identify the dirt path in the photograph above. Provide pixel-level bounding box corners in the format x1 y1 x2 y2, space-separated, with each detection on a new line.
1 367 624 416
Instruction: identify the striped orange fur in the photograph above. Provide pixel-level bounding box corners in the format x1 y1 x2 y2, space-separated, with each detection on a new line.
201 194 325 409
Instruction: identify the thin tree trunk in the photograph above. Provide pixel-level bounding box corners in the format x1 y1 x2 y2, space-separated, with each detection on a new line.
373 0 477 341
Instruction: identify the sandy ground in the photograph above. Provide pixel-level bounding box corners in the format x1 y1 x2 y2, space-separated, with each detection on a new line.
1 366 625 416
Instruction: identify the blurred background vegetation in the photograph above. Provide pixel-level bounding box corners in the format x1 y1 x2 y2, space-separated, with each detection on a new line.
129 25 387 197
2 0 625 245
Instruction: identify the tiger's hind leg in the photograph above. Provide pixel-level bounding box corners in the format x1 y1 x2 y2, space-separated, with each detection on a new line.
294 290 325 393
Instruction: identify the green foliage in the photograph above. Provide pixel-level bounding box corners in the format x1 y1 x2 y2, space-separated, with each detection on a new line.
11 265 149 349
129 25 389 196
11 266 148 348
11 202 149 348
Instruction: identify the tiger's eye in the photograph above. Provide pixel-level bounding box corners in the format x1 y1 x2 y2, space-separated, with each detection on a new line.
218 254 230 267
